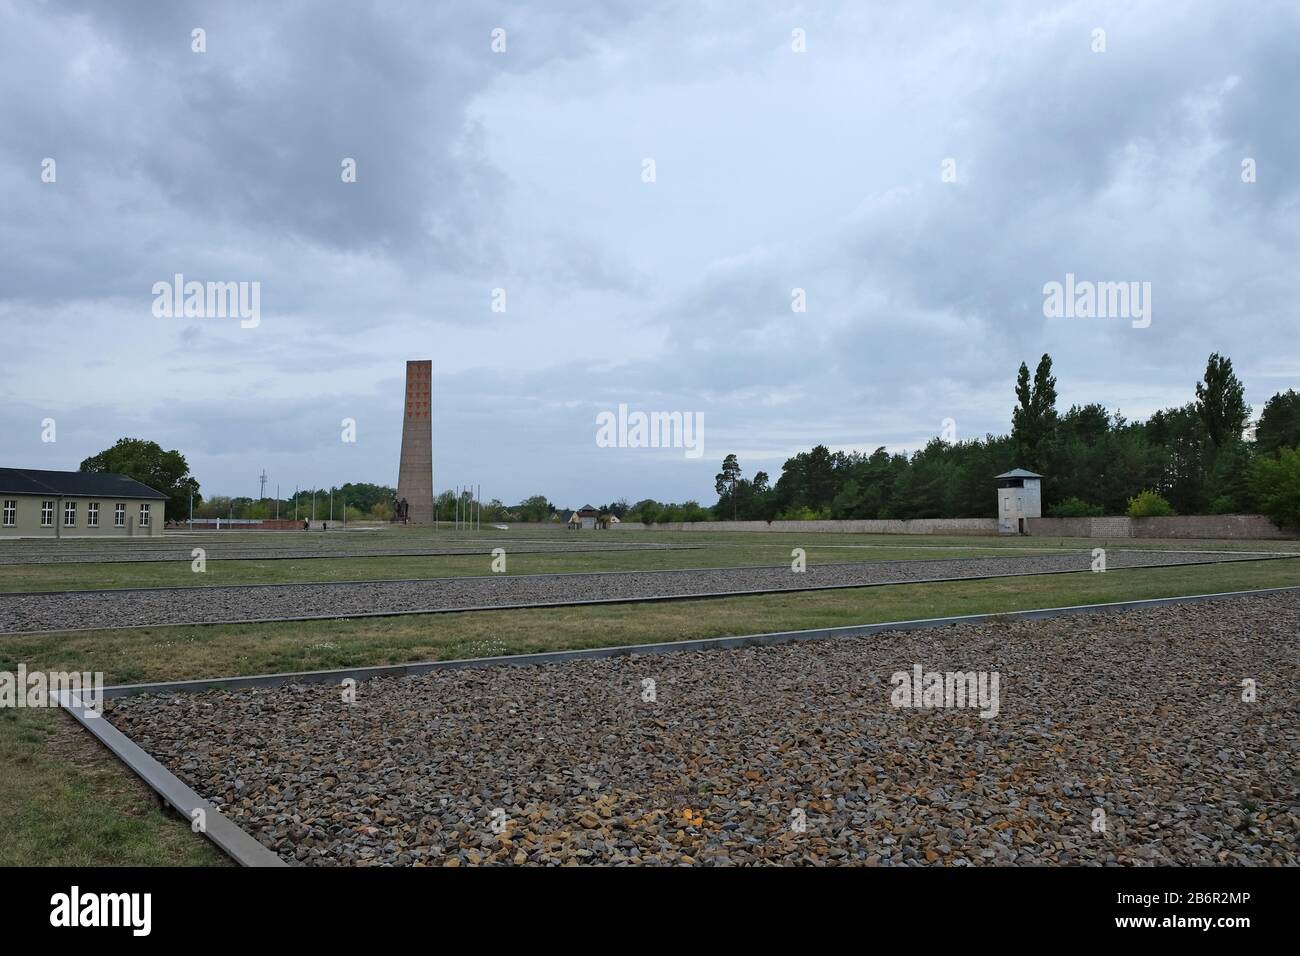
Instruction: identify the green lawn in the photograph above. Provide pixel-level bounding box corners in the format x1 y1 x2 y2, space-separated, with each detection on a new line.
0 544 1046 592
6 558 1297 685
3 524 1293 556
0 708 228 867
3 525 1294 593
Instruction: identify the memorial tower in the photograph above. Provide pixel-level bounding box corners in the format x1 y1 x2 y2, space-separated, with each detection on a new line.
396 359 433 524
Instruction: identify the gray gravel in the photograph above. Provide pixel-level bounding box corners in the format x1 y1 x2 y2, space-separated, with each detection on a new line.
0 539 694 566
105 591 1300 866
2 550 1285 634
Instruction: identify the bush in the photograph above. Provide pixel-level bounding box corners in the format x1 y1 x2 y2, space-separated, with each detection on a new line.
1208 495 1237 515
1252 447 1300 529
1126 490 1175 517
629 506 659 525
1046 497 1103 518
628 500 712 524
776 505 828 521
662 501 712 523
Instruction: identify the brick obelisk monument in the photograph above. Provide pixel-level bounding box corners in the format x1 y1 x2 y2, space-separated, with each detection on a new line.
396 360 433 524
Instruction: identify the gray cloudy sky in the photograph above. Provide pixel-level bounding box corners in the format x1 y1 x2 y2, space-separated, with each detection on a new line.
2 0 1297 507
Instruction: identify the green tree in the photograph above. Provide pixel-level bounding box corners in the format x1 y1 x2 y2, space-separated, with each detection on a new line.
1047 497 1103 518
1195 352 1250 449
1255 389 1300 457
746 471 777 520
1252 447 1300 528
1143 404 1205 513
627 499 661 524
515 495 553 522
714 454 742 519
1203 439 1256 513
336 482 396 516
1011 354 1058 471
714 454 741 495
773 444 842 513
704 353 1273 522
195 495 232 519
79 437 199 522
886 442 949 519
433 490 456 523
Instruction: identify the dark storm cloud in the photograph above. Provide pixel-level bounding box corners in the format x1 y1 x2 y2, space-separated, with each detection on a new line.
0 0 646 302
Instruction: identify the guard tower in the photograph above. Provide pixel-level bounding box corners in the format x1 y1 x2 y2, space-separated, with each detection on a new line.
995 468 1042 534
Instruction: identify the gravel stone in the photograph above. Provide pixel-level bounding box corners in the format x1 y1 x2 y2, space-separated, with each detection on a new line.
1 549 1279 633
105 591 1300 866
0 539 694 566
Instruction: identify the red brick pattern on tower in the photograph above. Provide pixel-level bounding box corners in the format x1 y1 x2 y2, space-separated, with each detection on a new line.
397 360 433 524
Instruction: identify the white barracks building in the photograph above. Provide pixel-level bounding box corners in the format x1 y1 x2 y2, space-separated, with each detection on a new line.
0 468 168 538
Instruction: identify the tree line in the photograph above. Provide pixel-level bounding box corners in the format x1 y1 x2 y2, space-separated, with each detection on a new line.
77 352 1300 529
625 353 1300 527
72 440 631 524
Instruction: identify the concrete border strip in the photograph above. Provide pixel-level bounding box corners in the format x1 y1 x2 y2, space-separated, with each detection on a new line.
6 552 1295 637
56 690 287 867
97 584 1300 700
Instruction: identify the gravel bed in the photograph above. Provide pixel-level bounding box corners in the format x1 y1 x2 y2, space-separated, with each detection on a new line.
0 540 693 566
105 591 1300 866
0 549 1285 634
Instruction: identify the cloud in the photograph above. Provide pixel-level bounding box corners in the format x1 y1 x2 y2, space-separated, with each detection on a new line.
1 0 1296 505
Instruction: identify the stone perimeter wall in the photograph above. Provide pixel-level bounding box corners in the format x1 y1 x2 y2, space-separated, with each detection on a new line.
1026 514 1292 539
614 518 998 535
611 515 1294 539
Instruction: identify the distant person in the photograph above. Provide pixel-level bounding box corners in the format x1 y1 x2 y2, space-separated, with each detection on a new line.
303 519 309 531
323 522 328 531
